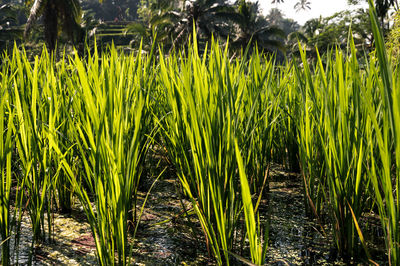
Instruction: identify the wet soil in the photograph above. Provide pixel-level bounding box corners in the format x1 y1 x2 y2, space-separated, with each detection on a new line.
266 168 337 265
131 178 212 265
4 165 387 265
266 166 387 266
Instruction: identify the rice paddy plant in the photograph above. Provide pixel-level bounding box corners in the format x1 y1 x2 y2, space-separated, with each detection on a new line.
317 49 369 257
293 57 326 216
241 49 282 195
50 52 79 214
0 52 27 265
157 35 273 265
0 59 16 266
235 140 268 265
294 38 373 257
270 64 300 174
360 0 400 263
11 47 64 255
292 45 336 221
62 43 154 265
158 40 241 265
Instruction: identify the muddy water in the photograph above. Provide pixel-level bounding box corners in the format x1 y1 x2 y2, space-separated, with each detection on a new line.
3 167 386 265
131 178 211 265
266 168 336 265
6 210 98 265
266 167 387 266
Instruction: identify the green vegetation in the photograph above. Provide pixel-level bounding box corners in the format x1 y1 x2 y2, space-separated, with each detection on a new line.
0 54 17 266
63 41 154 265
2 0 400 265
156 34 275 264
2 0 376 57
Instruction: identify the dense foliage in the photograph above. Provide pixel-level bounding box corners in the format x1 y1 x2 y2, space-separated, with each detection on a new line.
1 0 387 58
1 0 400 265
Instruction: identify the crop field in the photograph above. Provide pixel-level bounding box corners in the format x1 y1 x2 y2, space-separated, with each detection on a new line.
0 4 399 266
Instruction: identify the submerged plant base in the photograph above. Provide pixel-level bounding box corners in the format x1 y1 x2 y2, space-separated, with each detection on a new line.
3 168 387 265
266 166 388 265
3 210 97 265
266 168 335 265
131 178 212 265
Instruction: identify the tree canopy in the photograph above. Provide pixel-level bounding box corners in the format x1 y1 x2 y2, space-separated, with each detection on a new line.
0 0 393 58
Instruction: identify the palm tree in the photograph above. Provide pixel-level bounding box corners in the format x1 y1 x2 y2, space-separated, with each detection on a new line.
172 0 238 46
232 0 285 53
130 0 238 50
294 0 311 12
125 0 180 50
24 0 83 51
349 0 398 29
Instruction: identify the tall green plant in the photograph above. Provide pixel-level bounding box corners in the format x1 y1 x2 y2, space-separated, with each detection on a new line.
11 47 62 259
295 38 372 257
235 140 268 265
63 43 154 266
157 34 274 265
362 0 400 263
0 59 15 266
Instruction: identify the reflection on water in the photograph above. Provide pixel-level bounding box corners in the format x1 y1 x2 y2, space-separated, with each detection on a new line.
266 176 335 265
266 166 387 265
3 166 387 265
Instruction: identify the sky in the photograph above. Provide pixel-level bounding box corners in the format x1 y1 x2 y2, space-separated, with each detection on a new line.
255 0 369 25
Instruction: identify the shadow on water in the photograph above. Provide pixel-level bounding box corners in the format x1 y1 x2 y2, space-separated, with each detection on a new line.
265 166 387 266
265 171 334 265
4 164 387 265
132 178 212 265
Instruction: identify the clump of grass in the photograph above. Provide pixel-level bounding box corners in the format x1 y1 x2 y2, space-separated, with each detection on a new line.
157 34 273 265
2 7 400 264
0 55 16 266
11 47 65 265
62 42 155 265
362 0 400 263
294 39 375 257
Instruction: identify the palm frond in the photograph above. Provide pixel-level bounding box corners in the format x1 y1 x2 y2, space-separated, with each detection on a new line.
25 0 46 38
